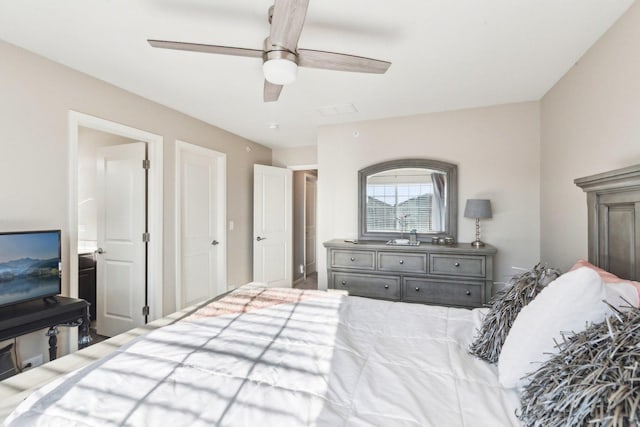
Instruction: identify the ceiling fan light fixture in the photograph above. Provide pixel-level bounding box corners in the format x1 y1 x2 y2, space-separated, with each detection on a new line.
263 58 298 85
149 3 391 103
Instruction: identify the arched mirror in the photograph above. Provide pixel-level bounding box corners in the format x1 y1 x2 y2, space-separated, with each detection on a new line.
358 159 458 241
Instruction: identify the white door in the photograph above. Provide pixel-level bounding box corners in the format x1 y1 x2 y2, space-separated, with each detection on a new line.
253 164 292 287
304 174 317 277
96 142 146 337
176 142 226 309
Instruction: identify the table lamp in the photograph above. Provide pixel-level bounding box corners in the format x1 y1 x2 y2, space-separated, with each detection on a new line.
464 199 492 248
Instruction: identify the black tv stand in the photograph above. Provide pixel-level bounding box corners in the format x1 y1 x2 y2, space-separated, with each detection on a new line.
0 296 91 364
43 296 59 305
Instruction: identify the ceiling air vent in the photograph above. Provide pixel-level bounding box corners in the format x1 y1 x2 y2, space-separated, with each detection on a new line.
317 103 358 117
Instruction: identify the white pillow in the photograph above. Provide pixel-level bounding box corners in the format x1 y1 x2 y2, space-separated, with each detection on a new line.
605 281 640 308
497 267 615 389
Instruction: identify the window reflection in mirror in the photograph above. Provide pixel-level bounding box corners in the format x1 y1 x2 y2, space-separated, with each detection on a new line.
366 168 446 233
358 159 457 241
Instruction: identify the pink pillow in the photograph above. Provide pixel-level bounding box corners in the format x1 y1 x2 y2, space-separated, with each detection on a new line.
570 259 640 303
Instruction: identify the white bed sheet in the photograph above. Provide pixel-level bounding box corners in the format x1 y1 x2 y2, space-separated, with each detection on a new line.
5 286 521 426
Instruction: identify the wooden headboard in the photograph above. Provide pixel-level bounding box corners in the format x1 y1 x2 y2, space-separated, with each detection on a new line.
575 164 640 281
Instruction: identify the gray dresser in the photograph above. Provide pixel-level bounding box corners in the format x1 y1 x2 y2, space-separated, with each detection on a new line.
324 239 497 308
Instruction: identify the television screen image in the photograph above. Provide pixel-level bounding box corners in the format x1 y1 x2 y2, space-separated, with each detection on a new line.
0 230 61 308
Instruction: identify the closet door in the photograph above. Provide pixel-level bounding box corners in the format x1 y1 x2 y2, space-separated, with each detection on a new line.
176 141 227 309
253 164 292 287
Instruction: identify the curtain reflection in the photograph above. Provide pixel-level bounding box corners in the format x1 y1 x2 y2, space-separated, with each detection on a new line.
431 172 446 232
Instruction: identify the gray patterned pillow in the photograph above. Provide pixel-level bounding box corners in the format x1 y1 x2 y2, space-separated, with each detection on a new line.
469 263 560 363
519 304 640 426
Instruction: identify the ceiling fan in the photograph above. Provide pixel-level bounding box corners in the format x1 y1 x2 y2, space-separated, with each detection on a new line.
148 0 391 102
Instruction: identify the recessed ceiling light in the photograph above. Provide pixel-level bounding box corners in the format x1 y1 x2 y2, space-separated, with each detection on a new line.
317 103 358 117
268 123 279 130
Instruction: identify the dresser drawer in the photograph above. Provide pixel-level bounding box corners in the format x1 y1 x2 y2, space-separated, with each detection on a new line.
429 254 485 278
378 252 427 274
331 250 375 270
403 278 483 307
331 273 400 300
324 239 495 307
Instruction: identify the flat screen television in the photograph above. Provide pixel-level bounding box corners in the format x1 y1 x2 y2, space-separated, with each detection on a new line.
0 230 61 308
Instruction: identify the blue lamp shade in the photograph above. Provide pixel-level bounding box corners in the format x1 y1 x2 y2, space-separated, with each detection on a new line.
464 199 492 219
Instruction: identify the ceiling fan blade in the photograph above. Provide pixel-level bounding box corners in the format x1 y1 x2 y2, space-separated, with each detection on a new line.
269 0 309 51
148 40 263 58
264 80 283 102
298 49 391 74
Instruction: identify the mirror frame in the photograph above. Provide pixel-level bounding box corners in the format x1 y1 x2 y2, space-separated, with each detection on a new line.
358 159 458 241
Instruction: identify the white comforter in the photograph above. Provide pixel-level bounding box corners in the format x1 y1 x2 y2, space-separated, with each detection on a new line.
6 286 521 426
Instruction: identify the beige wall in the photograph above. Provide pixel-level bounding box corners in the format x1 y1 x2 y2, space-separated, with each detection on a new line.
272 145 317 167
540 1 640 272
0 40 270 361
317 102 541 290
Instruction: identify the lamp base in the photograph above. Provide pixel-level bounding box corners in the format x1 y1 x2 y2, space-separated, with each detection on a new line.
470 240 485 248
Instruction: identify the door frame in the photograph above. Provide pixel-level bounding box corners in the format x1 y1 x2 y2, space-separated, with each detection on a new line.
289 165 318 286
68 111 164 323
174 140 227 309
303 173 317 279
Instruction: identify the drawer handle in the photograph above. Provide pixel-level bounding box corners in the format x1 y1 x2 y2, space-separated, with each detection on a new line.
465 290 471 296
415 287 420 292
399 260 404 264
341 281 347 286
454 262 460 267
384 284 389 289
350 257 356 262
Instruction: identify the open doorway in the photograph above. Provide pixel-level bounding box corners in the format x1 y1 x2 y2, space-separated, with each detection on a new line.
69 112 163 344
292 169 318 290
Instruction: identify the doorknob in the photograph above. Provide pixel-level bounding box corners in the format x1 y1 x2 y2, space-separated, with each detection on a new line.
96 248 106 254
256 236 267 241
211 240 219 246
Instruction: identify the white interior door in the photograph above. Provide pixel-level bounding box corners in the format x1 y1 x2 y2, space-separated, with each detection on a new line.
96 142 146 337
253 164 292 287
304 174 317 276
176 142 226 309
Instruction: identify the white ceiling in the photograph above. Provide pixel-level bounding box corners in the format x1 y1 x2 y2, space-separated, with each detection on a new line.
0 0 634 148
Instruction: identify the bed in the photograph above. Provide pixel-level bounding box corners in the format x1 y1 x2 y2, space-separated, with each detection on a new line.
3 164 640 426
5 286 520 426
